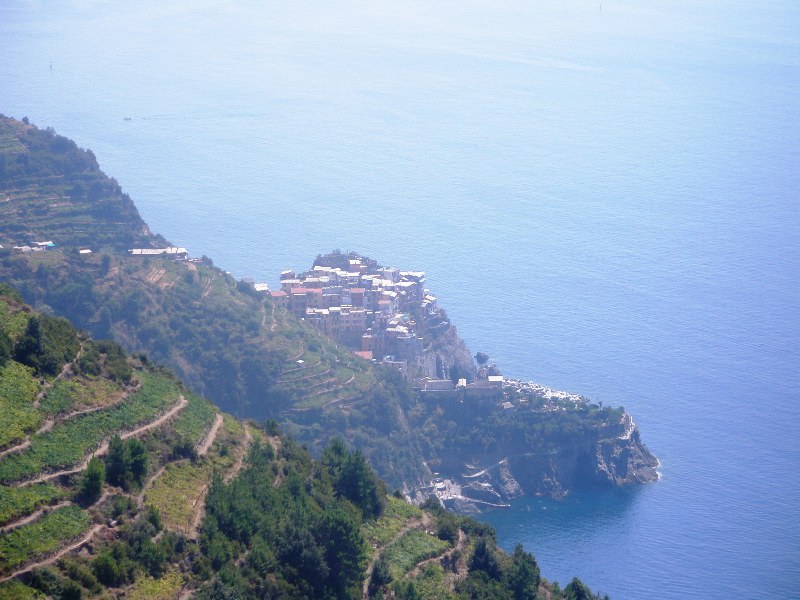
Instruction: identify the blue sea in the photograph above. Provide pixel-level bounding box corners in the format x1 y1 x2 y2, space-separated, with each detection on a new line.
2 1 799 597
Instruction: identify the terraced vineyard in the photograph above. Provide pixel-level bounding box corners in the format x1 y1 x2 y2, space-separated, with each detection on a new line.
0 116 152 251
0 373 181 483
0 285 556 600
382 529 451 581
143 394 242 535
171 392 217 444
0 293 228 594
0 484 64 527
0 505 92 576
0 362 41 448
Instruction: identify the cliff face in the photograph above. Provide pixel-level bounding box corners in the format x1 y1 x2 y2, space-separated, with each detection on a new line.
430 412 659 512
506 416 659 498
413 323 477 381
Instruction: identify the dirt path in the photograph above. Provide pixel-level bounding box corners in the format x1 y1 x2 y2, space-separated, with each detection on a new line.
33 342 84 409
260 301 278 333
0 438 31 459
266 434 281 454
224 422 252 484
18 395 188 487
146 267 166 285
201 276 213 298
406 529 467 580
195 413 223 457
0 501 73 535
186 422 253 540
362 513 432 599
0 523 105 585
137 463 170 511
260 303 268 329
187 482 211 540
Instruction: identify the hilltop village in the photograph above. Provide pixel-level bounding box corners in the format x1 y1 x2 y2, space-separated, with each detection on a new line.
270 257 520 399
273 258 430 364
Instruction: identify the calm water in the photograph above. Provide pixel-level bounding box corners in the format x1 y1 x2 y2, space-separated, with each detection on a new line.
2 1 799 597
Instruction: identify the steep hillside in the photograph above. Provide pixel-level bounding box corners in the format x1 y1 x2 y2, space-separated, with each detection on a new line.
0 115 156 251
0 290 606 599
0 286 235 596
0 115 656 502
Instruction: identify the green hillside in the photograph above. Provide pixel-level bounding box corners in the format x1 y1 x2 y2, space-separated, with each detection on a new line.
0 290 605 599
0 115 658 503
0 116 155 252
0 114 429 487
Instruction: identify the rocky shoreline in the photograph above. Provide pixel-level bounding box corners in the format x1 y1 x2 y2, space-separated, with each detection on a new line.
410 379 659 513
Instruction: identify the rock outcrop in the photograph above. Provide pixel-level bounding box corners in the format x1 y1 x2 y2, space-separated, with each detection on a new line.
506 415 659 498
426 412 659 512
413 322 477 382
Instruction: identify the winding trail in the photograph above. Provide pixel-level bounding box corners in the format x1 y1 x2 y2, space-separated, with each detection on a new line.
224 422 252 484
0 438 31 459
0 341 87 457
0 501 72 535
406 529 467 581
187 421 253 540
0 524 105 585
361 513 432 599
18 395 188 487
196 413 223 457
138 463 169 511
33 341 84 409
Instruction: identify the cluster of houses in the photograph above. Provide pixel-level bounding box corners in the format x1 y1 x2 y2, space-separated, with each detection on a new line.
272 257 511 401
5 240 96 255
271 258 440 365
3 242 189 259
7 240 58 253
128 247 188 259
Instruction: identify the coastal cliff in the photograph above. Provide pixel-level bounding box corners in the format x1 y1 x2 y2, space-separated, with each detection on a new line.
410 379 659 511
0 116 659 513
414 321 477 382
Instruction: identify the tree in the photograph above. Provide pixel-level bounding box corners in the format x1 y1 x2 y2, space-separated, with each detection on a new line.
475 351 490 366
93 550 128 587
564 577 600 600
13 316 43 370
0 329 11 367
469 537 502 580
319 504 367 598
436 514 458 544
336 448 385 519
128 438 148 485
105 435 129 489
505 544 540 600
80 457 105 505
322 437 348 477
369 556 392 593
105 436 147 490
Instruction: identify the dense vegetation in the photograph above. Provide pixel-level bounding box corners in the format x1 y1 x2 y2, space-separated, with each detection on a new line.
0 115 155 251
0 233 431 487
0 284 608 599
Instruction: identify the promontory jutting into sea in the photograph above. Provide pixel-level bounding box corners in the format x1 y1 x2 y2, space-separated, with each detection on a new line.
1 0 799 597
